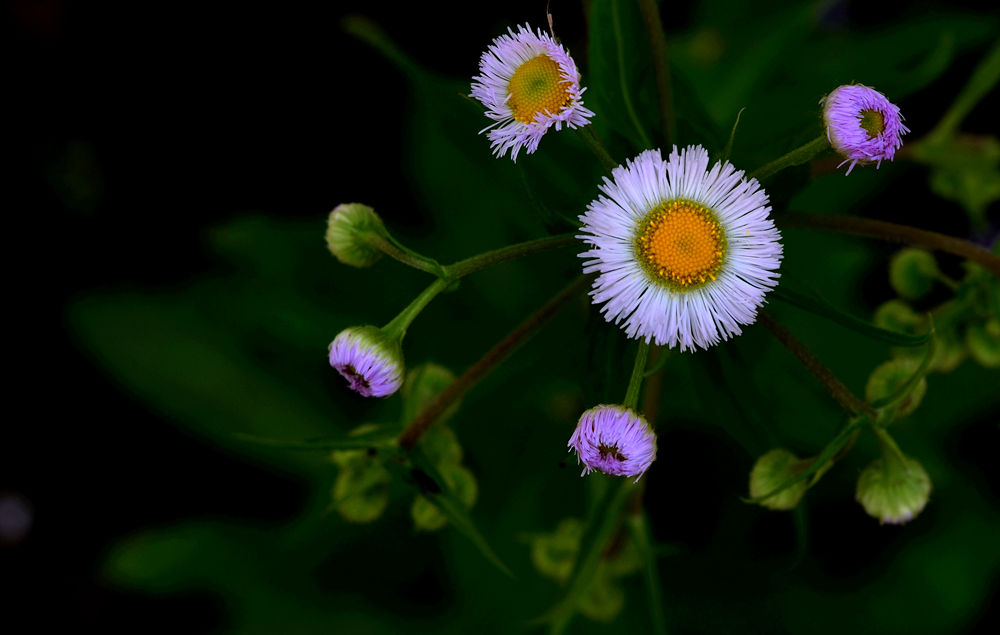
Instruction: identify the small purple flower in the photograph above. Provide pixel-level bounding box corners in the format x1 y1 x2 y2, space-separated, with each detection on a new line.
568 405 657 480
822 84 909 175
471 24 594 161
329 326 404 398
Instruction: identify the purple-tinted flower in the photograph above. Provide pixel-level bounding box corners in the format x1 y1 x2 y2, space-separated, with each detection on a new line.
822 84 909 175
471 24 593 161
578 146 782 352
329 326 404 398
568 405 657 480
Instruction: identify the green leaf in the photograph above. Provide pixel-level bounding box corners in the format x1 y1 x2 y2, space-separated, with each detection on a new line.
773 283 931 347
393 449 512 577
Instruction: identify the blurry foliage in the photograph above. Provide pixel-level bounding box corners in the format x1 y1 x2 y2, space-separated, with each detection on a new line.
69 1 1000 633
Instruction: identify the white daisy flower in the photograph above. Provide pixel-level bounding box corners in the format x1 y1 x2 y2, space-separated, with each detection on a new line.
578 146 783 352
470 24 593 161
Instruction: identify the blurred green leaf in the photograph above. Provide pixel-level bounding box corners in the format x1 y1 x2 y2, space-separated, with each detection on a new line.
773 283 931 347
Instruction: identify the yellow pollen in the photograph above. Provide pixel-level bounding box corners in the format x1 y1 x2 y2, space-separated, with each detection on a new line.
635 200 726 290
507 55 571 124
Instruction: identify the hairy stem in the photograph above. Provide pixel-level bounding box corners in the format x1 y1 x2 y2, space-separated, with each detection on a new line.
623 340 651 410
637 0 676 147
398 276 590 449
759 311 874 417
781 213 1000 276
443 234 579 279
366 233 446 277
748 135 829 181
577 126 619 172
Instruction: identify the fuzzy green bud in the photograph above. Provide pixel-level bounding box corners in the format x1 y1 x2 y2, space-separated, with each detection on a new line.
325 203 388 267
749 449 811 510
856 453 931 525
530 518 583 583
966 319 1000 368
873 300 923 334
402 363 460 425
331 429 391 523
889 248 940 300
865 358 927 419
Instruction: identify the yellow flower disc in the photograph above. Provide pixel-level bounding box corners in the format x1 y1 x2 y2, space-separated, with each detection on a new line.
507 55 571 124
635 200 727 291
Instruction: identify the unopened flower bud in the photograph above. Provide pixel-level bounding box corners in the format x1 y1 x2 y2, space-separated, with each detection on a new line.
568 405 657 480
328 326 404 397
966 319 1000 368
749 449 810 510
411 464 478 531
873 300 922 334
865 358 927 419
889 248 939 300
856 454 931 525
821 84 908 175
325 203 387 268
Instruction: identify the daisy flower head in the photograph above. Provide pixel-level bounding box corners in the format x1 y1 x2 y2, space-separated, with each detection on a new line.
568 405 657 480
329 326 405 398
470 24 593 161
822 84 909 175
578 146 783 352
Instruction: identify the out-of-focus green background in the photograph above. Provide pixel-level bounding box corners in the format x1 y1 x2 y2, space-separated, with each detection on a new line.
7 0 999 631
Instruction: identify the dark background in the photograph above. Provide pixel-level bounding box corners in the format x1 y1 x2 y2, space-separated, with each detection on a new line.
5 0 998 631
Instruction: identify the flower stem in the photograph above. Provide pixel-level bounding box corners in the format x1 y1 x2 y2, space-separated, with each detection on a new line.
637 0 676 147
365 233 447 277
748 135 829 181
381 276 452 341
623 340 651 410
759 311 874 417
443 233 578 279
780 213 1000 276
577 126 619 173
611 0 652 149
927 39 1000 142
398 275 590 450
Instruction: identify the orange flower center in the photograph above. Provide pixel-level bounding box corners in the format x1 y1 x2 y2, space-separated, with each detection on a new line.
635 200 727 290
507 55 571 124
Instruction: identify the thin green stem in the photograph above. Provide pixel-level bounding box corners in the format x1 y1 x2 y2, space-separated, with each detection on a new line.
611 0 652 149
748 135 829 181
398 276 589 450
577 126 619 172
759 311 874 418
780 213 1000 276
366 233 446 277
382 277 451 340
443 233 579 279
637 0 676 147
627 510 668 635
623 340 651 410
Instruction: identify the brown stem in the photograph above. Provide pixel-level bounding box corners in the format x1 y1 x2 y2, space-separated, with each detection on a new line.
781 213 1000 276
759 311 874 418
398 275 590 450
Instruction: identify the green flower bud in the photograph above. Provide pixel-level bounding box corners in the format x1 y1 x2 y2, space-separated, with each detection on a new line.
402 363 460 425
530 518 582 583
929 328 967 373
411 464 478 531
966 319 1000 368
865 358 927 419
889 248 940 300
578 578 626 622
749 449 811 510
418 424 463 468
331 450 391 523
325 203 387 267
856 454 931 525
873 300 922 334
